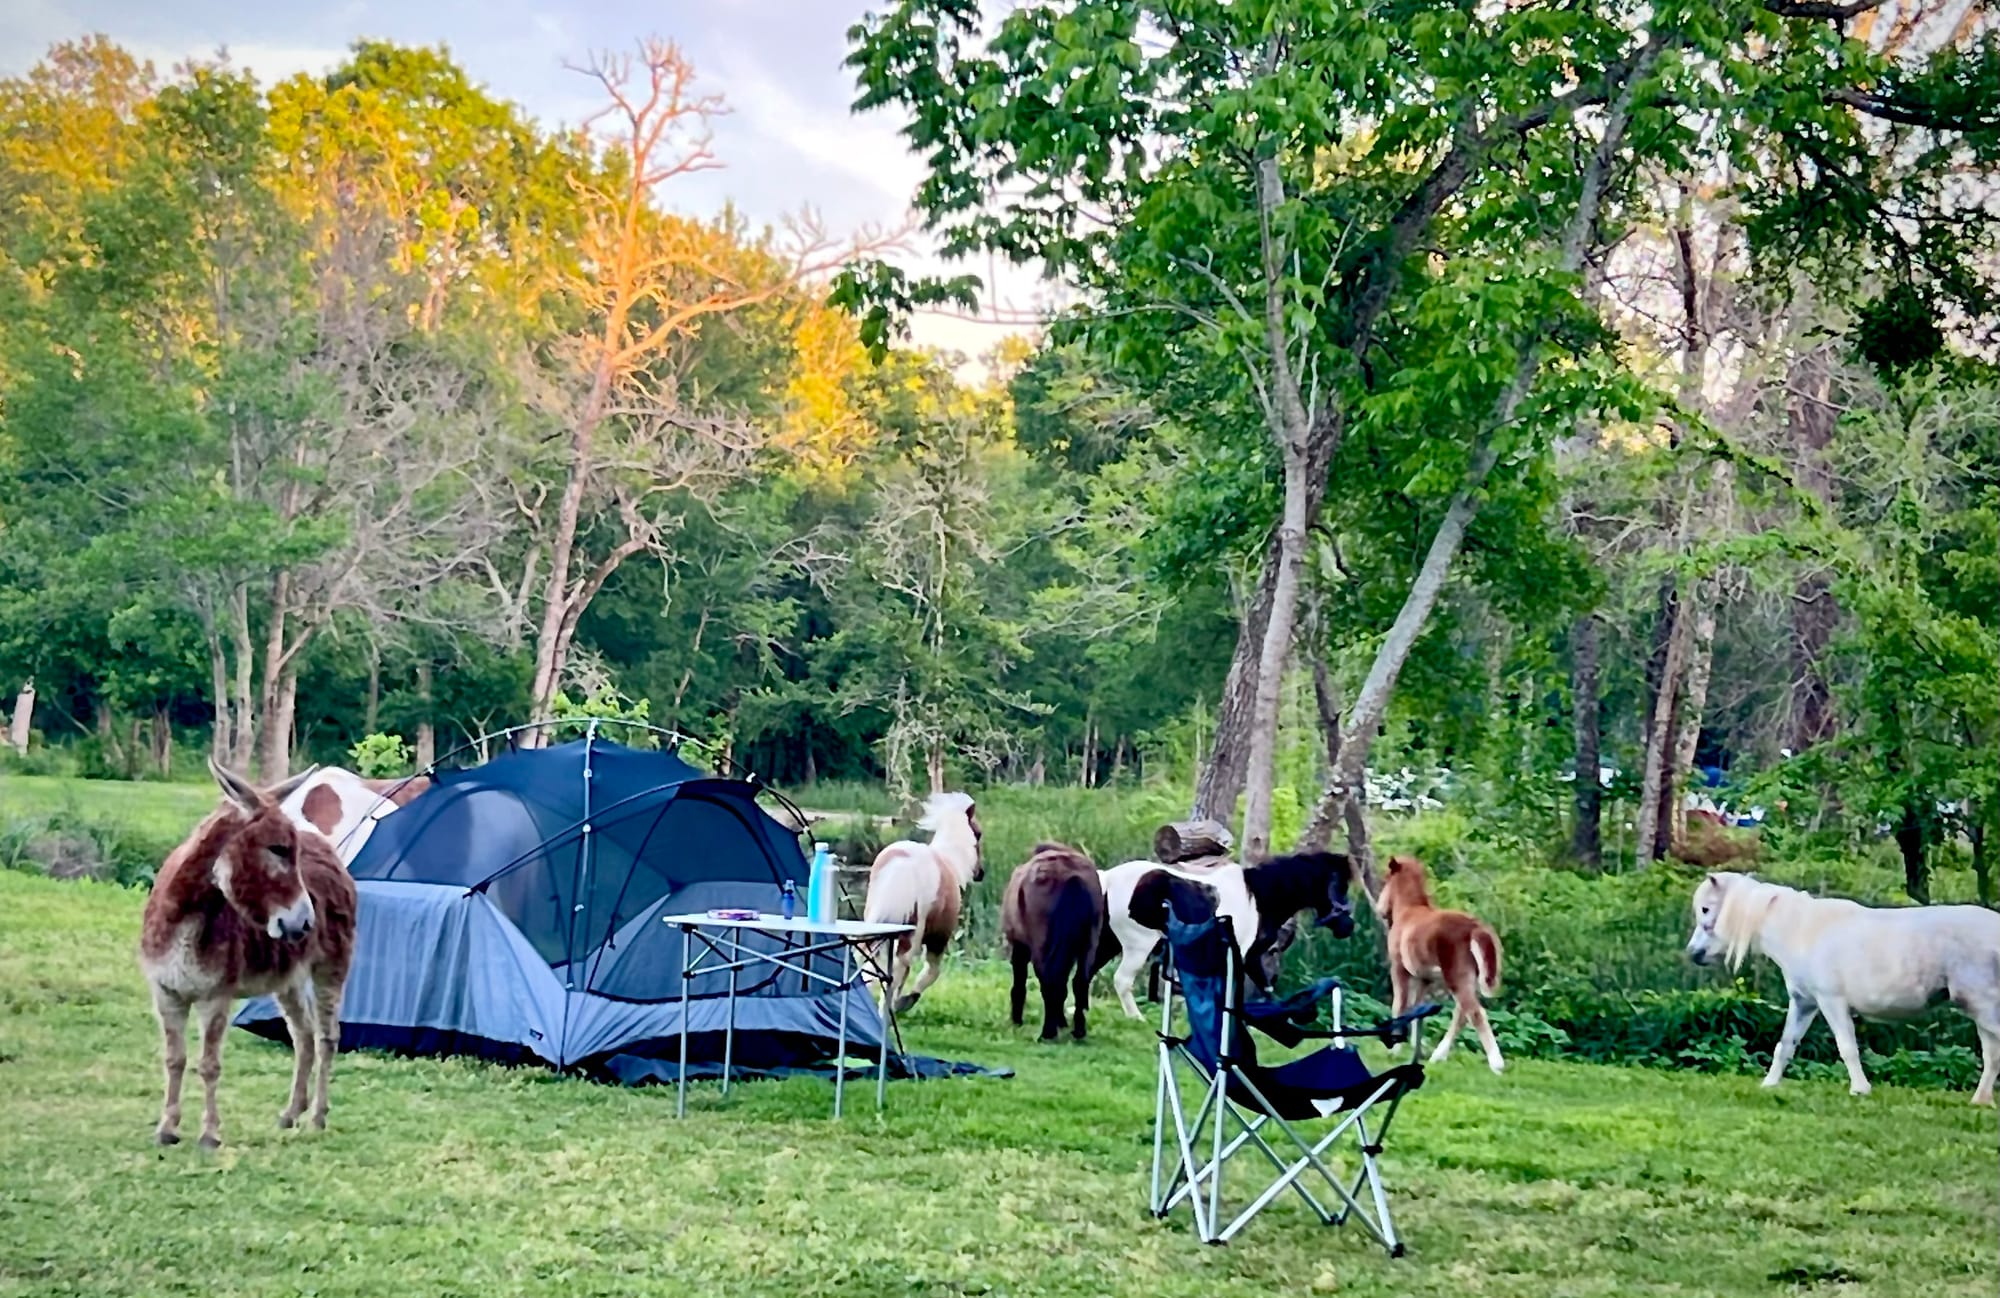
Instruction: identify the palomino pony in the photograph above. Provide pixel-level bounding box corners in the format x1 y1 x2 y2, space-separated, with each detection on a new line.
862 790 984 1015
1001 842 1106 1041
279 766 433 865
138 760 358 1147
1376 855 1505 1073
1686 871 2000 1105
1099 850 1358 1019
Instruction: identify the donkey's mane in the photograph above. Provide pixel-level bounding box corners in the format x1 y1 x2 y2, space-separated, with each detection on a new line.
1711 872 1805 971
917 790 976 833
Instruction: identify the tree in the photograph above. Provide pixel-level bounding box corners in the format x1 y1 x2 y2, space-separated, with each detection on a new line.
519 39 887 738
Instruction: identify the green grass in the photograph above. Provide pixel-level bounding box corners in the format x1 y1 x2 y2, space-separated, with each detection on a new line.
1 869 1995 1298
0 774 217 840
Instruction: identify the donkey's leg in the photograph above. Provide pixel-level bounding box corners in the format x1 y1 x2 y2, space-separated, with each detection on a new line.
1113 947 1145 1020
1971 1019 1999 1107
274 983 316 1129
1761 991 1820 1089
195 997 231 1148
1426 996 1469 1066
1037 963 1067 1042
897 946 946 1014
1818 999 1871 1096
309 977 345 1130
151 986 191 1146
1468 997 1505 1074
1009 942 1031 1027
1071 943 1094 1041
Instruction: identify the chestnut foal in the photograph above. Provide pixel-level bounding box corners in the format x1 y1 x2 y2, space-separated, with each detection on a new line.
1376 854 1506 1073
138 761 358 1147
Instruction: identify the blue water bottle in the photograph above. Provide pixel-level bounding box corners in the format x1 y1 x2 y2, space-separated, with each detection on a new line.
808 842 834 923
781 879 797 922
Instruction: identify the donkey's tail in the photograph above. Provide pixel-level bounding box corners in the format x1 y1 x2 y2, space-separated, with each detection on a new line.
1040 874 1104 982
1470 923 1502 998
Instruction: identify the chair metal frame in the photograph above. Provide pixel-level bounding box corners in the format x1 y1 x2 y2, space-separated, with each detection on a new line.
1148 923 1435 1255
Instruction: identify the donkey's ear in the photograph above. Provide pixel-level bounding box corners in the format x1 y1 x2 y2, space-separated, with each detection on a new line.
264 763 322 804
209 758 261 812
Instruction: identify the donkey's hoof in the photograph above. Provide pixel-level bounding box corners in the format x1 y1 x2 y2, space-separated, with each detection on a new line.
310 1114 327 1131
155 1129 181 1147
1849 1084 1872 1097
1971 1094 1994 1108
197 1134 223 1150
277 1111 299 1130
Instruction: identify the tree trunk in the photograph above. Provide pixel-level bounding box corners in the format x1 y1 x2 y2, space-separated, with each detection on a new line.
1194 543 1278 823
1303 655 1379 898
1240 442 1310 861
414 660 435 770
151 703 173 777
1570 612 1603 868
256 572 294 780
1636 580 1694 866
527 369 612 743
1895 797 1929 904
926 737 945 795
364 644 381 735
1667 575 1720 853
205 629 232 766
230 585 256 771
1971 807 1991 908
7 679 33 754
1788 348 1839 754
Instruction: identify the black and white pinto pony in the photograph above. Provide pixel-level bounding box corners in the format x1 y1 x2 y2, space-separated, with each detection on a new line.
1099 850 1357 1018
1686 871 2000 1105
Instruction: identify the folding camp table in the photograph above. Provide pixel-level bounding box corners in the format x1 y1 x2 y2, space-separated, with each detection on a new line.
658 913 913 1118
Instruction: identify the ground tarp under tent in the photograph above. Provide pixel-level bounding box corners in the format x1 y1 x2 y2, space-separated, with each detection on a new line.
237 735 896 1079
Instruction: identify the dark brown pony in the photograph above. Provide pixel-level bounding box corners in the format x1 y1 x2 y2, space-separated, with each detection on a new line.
1377 855 1505 1073
1002 843 1106 1041
138 760 358 1147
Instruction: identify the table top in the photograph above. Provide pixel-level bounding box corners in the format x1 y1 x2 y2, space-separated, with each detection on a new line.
658 912 914 938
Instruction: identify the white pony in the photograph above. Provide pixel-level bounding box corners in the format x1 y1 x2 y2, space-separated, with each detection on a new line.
1099 859 1258 1020
861 791 984 1014
278 767 433 866
1686 871 2000 1105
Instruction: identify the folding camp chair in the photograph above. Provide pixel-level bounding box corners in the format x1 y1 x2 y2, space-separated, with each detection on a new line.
1149 910 1440 1255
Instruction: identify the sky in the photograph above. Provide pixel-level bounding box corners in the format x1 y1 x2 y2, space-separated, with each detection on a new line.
0 0 1052 366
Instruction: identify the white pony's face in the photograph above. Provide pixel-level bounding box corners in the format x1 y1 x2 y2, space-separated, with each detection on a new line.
1685 875 1727 966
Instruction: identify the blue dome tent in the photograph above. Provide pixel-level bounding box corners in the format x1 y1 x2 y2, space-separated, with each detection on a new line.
236 724 886 1080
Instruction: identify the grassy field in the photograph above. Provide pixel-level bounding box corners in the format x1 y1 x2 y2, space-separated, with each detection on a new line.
0 774 216 839
1 869 1995 1298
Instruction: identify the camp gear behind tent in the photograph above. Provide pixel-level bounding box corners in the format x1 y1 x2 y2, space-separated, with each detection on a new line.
236 735 886 1075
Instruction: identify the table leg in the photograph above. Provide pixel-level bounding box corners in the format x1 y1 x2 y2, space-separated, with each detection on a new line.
723 953 739 1098
834 941 851 1120
877 953 892 1111
677 925 691 1119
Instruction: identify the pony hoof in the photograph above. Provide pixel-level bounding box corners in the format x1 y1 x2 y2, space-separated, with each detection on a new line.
893 994 920 1014
1971 1095 1994 1108
198 1134 222 1150
1849 1085 1872 1098
155 1130 180 1147
1487 1059 1505 1075
310 1115 328 1131
277 1112 299 1130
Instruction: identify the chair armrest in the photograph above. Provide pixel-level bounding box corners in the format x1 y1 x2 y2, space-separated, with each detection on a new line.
1297 1002 1443 1046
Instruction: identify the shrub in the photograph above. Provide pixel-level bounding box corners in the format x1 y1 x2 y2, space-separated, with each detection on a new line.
349 733 414 778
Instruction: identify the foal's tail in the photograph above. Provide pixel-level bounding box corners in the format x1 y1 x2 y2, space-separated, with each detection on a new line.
1040 874 1104 984
1470 923 1502 998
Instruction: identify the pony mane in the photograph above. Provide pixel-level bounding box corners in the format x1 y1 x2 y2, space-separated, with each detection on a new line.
1712 872 1796 970
917 790 976 833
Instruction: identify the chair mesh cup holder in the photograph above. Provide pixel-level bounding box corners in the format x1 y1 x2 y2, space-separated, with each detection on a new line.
1148 913 1441 1254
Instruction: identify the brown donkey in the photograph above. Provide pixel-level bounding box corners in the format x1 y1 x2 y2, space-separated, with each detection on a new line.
1376 855 1505 1073
1001 843 1106 1041
138 761 358 1147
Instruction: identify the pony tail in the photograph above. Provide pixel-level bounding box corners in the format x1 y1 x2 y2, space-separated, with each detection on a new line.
1472 925 1502 997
